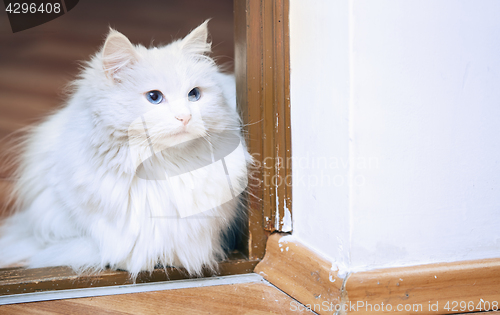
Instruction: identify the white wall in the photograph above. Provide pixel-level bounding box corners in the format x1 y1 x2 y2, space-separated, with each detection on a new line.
290 0 500 273
289 0 351 272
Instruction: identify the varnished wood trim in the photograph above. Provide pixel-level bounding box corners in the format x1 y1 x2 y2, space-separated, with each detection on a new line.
0 255 259 296
234 0 268 261
346 258 500 314
256 233 500 315
254 233 344 313
234 0 292 236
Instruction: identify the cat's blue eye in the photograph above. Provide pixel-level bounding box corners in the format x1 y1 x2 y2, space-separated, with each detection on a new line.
145 90 163 104
188 87 201 102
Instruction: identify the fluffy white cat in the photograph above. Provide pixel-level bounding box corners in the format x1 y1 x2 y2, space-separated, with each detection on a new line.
0 21 250 278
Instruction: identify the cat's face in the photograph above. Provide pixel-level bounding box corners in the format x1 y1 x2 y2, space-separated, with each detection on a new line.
87 21 235 152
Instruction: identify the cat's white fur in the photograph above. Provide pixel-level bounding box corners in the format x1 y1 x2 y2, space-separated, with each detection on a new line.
0 21 250 278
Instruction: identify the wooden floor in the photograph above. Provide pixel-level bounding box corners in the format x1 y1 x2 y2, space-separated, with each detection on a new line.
1 281 498 314
0 282 313 314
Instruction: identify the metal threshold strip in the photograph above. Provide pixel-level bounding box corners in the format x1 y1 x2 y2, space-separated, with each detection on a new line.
0 273 264 305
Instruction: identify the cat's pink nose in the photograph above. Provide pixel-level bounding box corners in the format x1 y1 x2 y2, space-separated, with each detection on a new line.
175 114 191 126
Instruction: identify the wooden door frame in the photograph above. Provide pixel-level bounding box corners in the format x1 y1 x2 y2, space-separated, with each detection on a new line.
0 0 291 296
235 0 292 245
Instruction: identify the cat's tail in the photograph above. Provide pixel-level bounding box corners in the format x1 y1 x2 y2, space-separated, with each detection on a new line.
26 238 104 273
0 212 42 268
0 213 103 272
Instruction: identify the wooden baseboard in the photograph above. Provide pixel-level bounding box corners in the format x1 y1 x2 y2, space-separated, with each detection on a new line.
255 233 500 315
254 233 344 313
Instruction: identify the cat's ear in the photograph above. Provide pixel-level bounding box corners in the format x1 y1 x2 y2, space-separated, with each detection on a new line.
180 20 212 56
102 29 138 80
